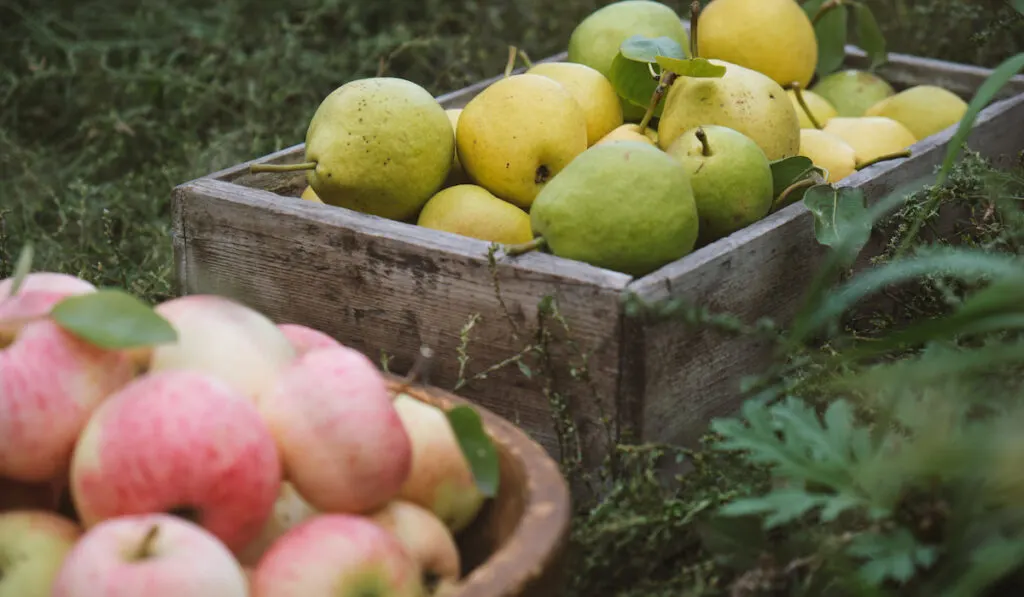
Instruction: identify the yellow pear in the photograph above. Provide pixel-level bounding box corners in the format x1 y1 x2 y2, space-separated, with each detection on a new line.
864 85 969 140
417 184 534 244
657 59 801 160
787 89 838 129
300 185 322 203
526 61 624 146
370 500 462 593
811 69 895 116
595 123 658 147
798 129 857 183
822 116 918 167
444 108 471 186
456 73 588 209
697 0 818 89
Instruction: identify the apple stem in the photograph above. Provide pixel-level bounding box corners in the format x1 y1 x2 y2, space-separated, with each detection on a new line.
787 81 823 130
637 71 676 132
504 46 519 78
503 236 547 257
249 161 317 174
695 127 712 156
855 149 913 170
689 0 701 58
518 49 534 69
392 345 436 397
134 524 160 560
811 0 844 26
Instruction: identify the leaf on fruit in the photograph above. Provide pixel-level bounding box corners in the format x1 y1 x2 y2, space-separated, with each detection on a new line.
7 242 34 297
655 56 726 79
770 156 816 198
608 52 662 113
446 405 500 498
51 288 178 350
851 3 887 70
619 35 687 63
803 185 871 251
814 2 849 78
801 0 827 19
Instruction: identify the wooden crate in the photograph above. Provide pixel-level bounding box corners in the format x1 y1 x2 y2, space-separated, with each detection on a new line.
171 47 1024 467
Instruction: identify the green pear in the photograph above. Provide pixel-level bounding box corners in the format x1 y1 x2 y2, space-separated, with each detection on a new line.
417 184 534 245
864 84 968 140
657 59 801 161
256 77 454 222
528 141 699 277
456 74 589 209
810 69 895 117
567 0 690 122
665 125 773 245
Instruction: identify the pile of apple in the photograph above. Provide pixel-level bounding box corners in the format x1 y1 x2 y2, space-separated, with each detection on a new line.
0 271 490 597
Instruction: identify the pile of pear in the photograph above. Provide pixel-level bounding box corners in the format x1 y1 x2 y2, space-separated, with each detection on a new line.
278 0 969 279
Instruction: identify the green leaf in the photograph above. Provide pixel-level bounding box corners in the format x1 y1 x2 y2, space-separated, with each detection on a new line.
608 52 662 114
804 185 872 251
770 156 816 198
1013 0 1024 16
938 52 1024 185
851 2 887 70
655 56 726 78
802 0 827 19
618 35 687 63
814 2 849 78
445 404 500 498
718 487 864 530
847 528 938 586
7 242 34 297
49 288 178 349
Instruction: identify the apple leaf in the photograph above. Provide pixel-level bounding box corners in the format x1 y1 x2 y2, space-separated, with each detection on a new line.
51 288 178 349
446 405 500 498
619 35 687 63
7 242 34 297
803 184 871 251
770 156 816 199
814 2 848 78
655 56 726 78
608 52 663 114
851 2 887 70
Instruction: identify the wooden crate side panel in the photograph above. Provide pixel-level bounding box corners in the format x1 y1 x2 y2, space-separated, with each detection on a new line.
629 92 1024 448
843 46 1024 99
171 178 631 462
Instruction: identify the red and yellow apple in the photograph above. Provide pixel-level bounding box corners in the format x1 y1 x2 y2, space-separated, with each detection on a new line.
370 499 462 591
276 323 341 357
236 482 319 567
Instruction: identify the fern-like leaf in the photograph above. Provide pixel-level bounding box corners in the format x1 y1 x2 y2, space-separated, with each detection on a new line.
846 528 938 586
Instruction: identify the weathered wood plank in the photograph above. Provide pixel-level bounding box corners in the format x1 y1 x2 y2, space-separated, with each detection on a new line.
171 178 631 462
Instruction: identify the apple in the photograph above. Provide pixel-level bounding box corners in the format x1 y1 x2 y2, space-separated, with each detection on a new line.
393 394 486 533
0 317 137 482
276 323 341 356
0 272 96 301
134 294 295 400
257 345 412 514
0 509 82 597
0 273 96 341
0 477 64 513
251 513 424 597
51 513 249 597
69 369 283 553
236 481 320 566
369 500 462 591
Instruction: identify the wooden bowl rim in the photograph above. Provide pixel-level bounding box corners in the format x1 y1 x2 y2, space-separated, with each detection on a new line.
386 376 572 597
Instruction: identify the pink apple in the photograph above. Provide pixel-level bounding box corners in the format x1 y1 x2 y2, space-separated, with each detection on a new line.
0 509 82 597
138 295 295 400
51 513 249 597
0 317 137 482
0 272 96 301
236 482 320 567
0 477 64 513
258 346 412 514
69 369 283 552
276 323 341 356
251 514 424 597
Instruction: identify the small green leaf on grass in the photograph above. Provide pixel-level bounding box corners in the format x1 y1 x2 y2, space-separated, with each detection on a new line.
446 405 500 498
804 185 871 251
51 288 178 349
655 56 726 78
7 242 34 297
619 35 687 63
814 2 848 78
851 2 887 70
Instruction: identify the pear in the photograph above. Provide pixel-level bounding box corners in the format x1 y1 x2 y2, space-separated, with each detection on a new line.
665 125 773 245
567 0 690 122
417 184 533 245
798 129 857 183
657 59 801 160
787 89 838 129
256 77 454 221
823 116 917 167
528 141 699 277
595 123 658 147
443 109 471 186
697 0 818 89
299 185 322 203
811 69 895 117
526 62 624 145
456 74 588 209
865 85 968 140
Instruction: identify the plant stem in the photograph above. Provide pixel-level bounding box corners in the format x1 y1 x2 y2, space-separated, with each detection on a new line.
855 149 912 170
518 49 534 69
392 345 435 397
249 161 317 174
689 1 701 58
504 236 547 256
638 71 677 132
776 177 820 207
811 0 843 26
504 46 519 78
787 81 822 129
695 127 712 156
134 525 160 560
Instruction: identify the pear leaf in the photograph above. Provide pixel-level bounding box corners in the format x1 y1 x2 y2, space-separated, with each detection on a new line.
619 35 687 63
608 52 663 113
656 56 727 78
7 242 34 297
770 156 816 198
814 2 848 78
801 0 827 19
803 185 871 251
851 3 887 70
446 404 500 498
50 288 178 350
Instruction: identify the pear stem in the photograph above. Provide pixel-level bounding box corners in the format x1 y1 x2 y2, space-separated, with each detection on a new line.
787 82 823 130
249 161 317 174
812 0 844 26
504 46 519 78
504 236 547 257
695 127 712 156
638 71 676 132
134 525 160 560
776 177 820 208
518 49 534 69
855 149 913 170
689 1 701 58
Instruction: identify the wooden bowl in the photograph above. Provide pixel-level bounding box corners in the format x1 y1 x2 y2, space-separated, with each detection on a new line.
387 375 572 597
